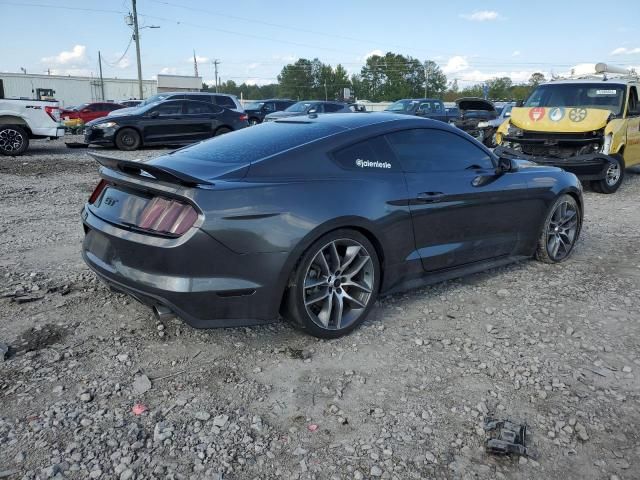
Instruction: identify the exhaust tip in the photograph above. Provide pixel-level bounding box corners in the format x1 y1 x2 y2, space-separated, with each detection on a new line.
152 305 175 321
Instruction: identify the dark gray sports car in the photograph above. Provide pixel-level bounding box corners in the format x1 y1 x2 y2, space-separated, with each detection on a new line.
82 113 583 338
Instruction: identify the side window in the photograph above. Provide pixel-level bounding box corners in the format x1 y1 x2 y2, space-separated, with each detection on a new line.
309 103 323 113
152 102 183 116
433 102 443 112
86 104 99 112
333 136 399 171
185 102 215 114
324 103 343 113
628 86 639 115
417 102 432 113
215 96 237 109
185 94 207 103
263 102 275 112
386 129 494 172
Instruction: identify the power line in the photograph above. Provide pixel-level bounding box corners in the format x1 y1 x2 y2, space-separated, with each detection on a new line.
101 37 134 68
0 1 126 14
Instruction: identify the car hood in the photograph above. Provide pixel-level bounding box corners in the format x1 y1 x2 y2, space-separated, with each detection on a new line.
456 98 496 113
510 107 611 133
108 106 140 117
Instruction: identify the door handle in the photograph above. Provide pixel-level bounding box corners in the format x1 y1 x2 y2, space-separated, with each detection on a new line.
415 191 445 203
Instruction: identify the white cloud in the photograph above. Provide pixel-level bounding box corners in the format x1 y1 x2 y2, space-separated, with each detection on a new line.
512 50 521 57
611 47 640 55
442 56 470 75
42 45 88 66
461 10 501 22
271 53 297 63
186 55 210 63
365 49 384 59
159 67 178 75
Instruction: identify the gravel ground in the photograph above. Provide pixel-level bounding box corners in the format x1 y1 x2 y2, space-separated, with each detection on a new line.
1 137 639 480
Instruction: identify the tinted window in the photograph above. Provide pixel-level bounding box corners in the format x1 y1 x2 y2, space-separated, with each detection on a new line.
185 102 217 114
263 102 276 112
151 102 183 116
215 96 236 108
386 128 493 172
185 94 212 103
333 136 398 171
309 103 323 113
324 103 344 113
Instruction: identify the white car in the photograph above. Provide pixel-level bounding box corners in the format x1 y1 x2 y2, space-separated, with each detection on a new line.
0 98 64 155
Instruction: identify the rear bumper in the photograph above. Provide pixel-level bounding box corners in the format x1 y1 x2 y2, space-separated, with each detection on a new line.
495 146 612 181
32 126 65 138
81 206 285 328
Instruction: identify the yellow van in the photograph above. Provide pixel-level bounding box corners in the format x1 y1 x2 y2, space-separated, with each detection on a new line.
496 64 640 193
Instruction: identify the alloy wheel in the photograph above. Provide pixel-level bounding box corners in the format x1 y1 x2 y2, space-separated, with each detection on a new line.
546 200 579 261
122 134 135 147
303 239 374 331
0 128 24 152
605 161 621 187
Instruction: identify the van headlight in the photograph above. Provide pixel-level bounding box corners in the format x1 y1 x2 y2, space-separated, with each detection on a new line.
507 124 523 137
601 133 612 154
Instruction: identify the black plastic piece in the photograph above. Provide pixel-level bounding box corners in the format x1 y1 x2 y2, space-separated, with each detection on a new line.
484 418 528 456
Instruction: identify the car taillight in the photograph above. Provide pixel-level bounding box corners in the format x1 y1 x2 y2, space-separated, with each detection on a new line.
137 197 198 235
45 106 61 122
239 114 248 121
88 180 108 204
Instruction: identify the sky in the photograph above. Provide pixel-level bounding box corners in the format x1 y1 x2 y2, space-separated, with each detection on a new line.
1 0 639 87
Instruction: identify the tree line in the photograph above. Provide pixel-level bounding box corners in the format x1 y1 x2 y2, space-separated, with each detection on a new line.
205 52 547 102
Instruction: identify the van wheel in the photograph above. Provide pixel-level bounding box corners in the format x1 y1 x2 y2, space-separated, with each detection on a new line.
115 128 141 151
0 126 29 156
284 229 380 338
591 154 624 194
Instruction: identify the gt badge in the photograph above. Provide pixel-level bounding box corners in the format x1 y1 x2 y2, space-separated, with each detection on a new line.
549 107 565 122
569 108 587 122
529 107 545 122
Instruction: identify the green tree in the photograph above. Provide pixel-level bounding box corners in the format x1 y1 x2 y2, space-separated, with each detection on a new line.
278 58 314 99
528 72 546 87
423 60 447 97
486 77 513 100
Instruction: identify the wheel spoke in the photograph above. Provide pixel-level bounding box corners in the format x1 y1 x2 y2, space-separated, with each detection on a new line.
344 255 370 278
304 276 327 289
334 292 344 329
560 209 576 227
340 245 362 272
305 288 329 306
317 292 334 327
312 250 331 276
342 291 366 309
328 242 341 272
342 279 372 293
548 235 560 258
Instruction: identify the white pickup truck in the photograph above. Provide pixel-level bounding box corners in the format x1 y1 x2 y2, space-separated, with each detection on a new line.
0 98 65 156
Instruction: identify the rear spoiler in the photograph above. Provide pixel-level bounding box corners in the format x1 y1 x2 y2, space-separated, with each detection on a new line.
88 152 212 187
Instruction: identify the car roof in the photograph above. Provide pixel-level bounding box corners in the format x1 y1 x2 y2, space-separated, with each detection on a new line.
164 91 236 97
274 111 454 130
542 78 637 86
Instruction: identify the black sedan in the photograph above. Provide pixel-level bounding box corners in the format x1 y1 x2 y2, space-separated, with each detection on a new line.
84 99 249 150
81 113 583 338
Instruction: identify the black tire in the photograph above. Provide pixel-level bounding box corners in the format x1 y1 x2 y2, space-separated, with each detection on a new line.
535 194 581 264
214 127 232 137
592 154 625 194
0 125 29 156
115 128 141 151
284 229 381 338
248 118 260 126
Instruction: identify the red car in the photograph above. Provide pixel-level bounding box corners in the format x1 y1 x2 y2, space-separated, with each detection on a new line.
61 102 125 124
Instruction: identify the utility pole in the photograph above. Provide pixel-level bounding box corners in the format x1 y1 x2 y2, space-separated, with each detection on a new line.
98 51 105 101
324 81 328 101
212 60 220 93
131 0 143 100
424 64 429 98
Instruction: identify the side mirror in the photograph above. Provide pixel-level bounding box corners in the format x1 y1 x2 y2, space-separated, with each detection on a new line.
81 108 90 113
516 100 524 107
308 108 317 114
496 156 513 174
148 111 160 118
504 111 511 118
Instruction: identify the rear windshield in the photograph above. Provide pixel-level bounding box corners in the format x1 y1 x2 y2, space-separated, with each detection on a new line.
160 121 343 164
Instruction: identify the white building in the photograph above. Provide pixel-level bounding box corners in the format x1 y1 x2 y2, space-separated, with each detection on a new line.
0 72 202 108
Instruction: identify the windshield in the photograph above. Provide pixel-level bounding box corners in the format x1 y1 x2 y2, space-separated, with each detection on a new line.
525 83 626 115
502 105 513 117
285 102 314 113
245 102 264 110
385 100 419 112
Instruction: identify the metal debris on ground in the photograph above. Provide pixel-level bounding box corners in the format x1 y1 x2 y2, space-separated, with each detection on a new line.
484 418 529 456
